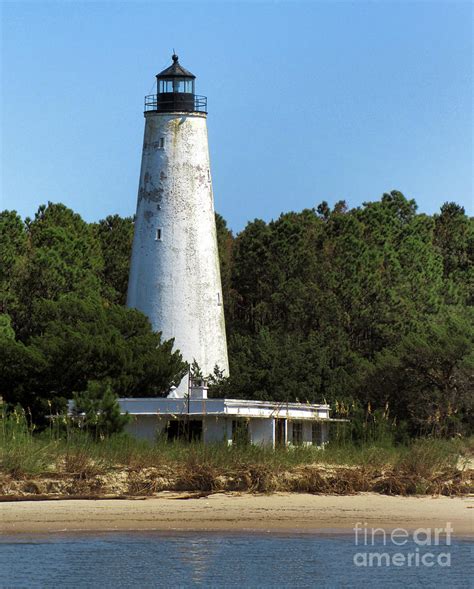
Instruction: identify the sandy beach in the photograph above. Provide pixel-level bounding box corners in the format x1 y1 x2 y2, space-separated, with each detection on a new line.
1 492 472 536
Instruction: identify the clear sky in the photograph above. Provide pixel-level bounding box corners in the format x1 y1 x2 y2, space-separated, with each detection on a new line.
1 1 472 232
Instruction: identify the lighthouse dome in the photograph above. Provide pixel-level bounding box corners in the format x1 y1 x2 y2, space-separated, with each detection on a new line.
144 54 207 113
156 54 196 80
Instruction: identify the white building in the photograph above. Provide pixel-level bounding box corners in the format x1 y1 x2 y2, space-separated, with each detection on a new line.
126 54 228 394
121 381 334 448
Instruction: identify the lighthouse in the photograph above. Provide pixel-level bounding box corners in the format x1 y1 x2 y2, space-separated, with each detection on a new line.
127 54 229 395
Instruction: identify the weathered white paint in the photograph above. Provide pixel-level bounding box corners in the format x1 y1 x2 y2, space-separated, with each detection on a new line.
189 380 208 399
127 111 228 393
302 421 313 446
321 422 329 445
203 416 228 444
226 418 233 445
287 420 293 445
117 398 332 420
125 415 166 443
121 413 332 447
110 398 341 448
249 418 275 446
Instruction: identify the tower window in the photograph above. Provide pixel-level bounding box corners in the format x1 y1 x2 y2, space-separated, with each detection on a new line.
217 292 221 306
155 228 162 241
158 138 165 149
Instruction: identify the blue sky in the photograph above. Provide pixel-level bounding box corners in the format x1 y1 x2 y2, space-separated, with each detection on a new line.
1 1 472 232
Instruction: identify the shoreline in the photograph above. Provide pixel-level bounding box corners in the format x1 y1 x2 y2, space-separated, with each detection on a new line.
1 492 472 536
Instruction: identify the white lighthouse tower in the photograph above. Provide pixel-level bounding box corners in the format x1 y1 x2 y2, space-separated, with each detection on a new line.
127 54 229 395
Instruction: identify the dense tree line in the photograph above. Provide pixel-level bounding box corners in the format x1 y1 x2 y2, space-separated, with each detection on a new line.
0 204 186 422
0 192 472 436
216 192 473 437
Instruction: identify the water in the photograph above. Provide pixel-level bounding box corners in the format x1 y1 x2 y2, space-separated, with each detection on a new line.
0 532 472 588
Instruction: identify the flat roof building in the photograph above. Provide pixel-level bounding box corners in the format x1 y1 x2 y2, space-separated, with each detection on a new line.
116 381 338 447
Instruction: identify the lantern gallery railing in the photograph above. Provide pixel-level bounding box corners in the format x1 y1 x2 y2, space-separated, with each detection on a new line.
144 94 208 113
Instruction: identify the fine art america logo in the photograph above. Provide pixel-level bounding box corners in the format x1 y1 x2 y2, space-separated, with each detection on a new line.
353 522 453 568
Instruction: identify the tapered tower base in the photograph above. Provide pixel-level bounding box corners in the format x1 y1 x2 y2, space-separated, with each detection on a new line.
127 111 229 394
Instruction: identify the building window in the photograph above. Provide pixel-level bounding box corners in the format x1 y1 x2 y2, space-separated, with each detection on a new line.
232 419 249 445
155 228 162 241
312 422 323 446
158 137 165 149
292 422 303 446
166 419 202 442
217 292 221 306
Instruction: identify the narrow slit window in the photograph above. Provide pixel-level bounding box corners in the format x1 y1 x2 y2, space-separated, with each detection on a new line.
217 292 221 306
156 228 162 241
158 137 165 149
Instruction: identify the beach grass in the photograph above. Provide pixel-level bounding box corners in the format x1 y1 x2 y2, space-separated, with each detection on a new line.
0 410 472 497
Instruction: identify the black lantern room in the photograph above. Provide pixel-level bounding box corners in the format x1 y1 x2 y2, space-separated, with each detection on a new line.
145 54 207 113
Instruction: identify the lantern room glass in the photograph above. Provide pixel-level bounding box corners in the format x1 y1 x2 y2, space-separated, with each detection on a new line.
158 78 194 94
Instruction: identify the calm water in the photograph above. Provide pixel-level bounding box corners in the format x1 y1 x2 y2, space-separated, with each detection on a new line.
0 532 472 588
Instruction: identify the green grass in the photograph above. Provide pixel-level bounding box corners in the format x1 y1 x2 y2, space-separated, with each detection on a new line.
0 410 469 475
